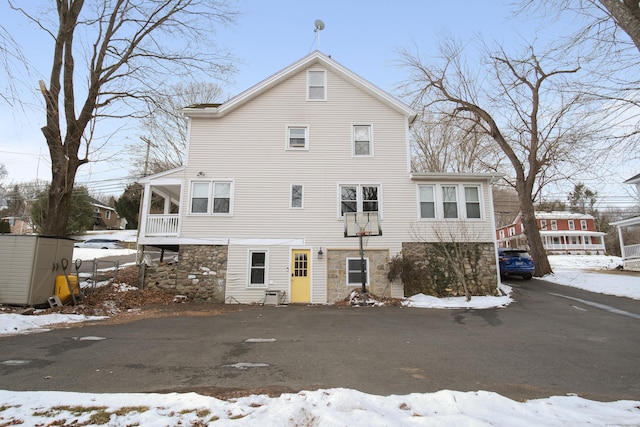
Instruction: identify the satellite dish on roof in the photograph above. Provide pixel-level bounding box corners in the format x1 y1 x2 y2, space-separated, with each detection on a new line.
313 19 325 50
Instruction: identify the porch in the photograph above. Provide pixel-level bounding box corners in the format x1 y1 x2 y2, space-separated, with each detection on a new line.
541 232 606 254
138 178 182 239
611 216 640 272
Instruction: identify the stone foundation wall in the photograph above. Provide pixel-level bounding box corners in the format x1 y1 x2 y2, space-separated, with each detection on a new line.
401 242 498 297
326 249 391 303
144 245 228 302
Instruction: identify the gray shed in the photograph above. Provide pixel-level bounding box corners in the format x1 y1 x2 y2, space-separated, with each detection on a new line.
0 235 75 306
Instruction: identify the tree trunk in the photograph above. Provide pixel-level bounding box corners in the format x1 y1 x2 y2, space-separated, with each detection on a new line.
518 191 553 277
42 133 82 236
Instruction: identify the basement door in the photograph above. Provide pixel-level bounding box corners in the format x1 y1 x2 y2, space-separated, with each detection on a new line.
290 249 311 303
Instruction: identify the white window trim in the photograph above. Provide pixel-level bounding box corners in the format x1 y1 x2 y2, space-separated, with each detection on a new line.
417 184 436 219
581 220 588 230
247 249 269 288
462 185 482 219
540 220 547 230
346 257 369 286
188 179 234 216
417 183 484 220
307 69 327 101
568 219 575 230
337 183 383 219
352 124 374 157
290 184 304 209
551 220 558 231
285 125 309 150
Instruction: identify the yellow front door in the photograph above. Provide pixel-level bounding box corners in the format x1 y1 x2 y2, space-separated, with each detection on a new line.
290 249 311 303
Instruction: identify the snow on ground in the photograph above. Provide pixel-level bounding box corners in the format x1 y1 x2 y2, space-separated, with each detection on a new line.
1 388 639 427
1 252 639 426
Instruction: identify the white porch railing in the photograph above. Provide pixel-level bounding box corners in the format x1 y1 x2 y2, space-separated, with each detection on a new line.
544 243 605 253
623 243 640 259
145 214 179 236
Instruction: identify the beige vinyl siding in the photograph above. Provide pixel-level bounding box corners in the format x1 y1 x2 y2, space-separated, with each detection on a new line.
180 68 410 244
225 244 326 304
167 64 495 303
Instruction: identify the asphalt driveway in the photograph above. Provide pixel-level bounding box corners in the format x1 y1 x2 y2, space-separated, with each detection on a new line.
1 279 639 402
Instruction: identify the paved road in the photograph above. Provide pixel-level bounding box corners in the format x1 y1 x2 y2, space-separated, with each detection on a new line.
0 277 638 401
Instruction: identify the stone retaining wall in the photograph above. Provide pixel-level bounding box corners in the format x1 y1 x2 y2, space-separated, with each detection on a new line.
401 241 498 297
143 245 228 302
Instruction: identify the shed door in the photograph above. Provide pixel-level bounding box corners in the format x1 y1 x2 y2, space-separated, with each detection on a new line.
290 249 310 303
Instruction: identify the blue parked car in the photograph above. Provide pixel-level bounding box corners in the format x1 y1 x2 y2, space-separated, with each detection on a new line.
498 248 535 280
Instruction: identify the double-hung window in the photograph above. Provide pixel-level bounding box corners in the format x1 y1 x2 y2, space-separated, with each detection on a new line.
442 186 458 219
340 184 380 216
191 182 210 213
418 184 482 220
551 220 558 231
464 186 481 219
291 184 303 208
580 220 587 230
308 70 326 100
540 220 547 230
190 181 232 214
353 125 372 156
347 257 369 286
419 185 435 219
249 250 268 287
287 126 308 149
568 220 575 230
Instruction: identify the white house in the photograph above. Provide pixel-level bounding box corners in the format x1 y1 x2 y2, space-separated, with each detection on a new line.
137 51 501 304
612 173 640 271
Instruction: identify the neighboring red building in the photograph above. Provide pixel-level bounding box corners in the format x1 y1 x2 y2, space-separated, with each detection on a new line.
496 211 607 254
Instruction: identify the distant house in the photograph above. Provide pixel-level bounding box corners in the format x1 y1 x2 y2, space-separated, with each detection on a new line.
89 198 123 230
1 216 34 234
137 51 502 304
496 211 606 254
611 174 640 271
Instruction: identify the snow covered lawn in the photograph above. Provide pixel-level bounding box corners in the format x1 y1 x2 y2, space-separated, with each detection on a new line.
1 252 638 425
1 388 639 426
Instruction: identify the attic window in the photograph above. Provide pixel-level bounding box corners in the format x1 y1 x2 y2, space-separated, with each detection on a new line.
308 70 326 100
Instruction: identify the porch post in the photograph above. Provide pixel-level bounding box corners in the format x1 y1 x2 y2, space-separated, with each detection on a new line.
617 226 626 260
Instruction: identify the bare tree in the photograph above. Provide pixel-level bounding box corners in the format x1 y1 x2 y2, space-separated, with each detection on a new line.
411 112 501 173
6 0 236 236
130 81 227 175
400 40 603 276
0 24 27 105
518 1 640 156
519 0 640 54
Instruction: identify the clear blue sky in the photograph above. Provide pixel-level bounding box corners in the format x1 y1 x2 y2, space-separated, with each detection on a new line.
0 0 636 206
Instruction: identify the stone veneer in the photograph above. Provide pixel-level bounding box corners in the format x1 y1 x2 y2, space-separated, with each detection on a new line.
401 241 498 296
143 245 228 302
326 249 391 303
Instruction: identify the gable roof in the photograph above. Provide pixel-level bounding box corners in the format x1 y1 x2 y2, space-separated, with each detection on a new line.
501 211 595 228
181 51 417 122
624 173 640 184
89 197 116 213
